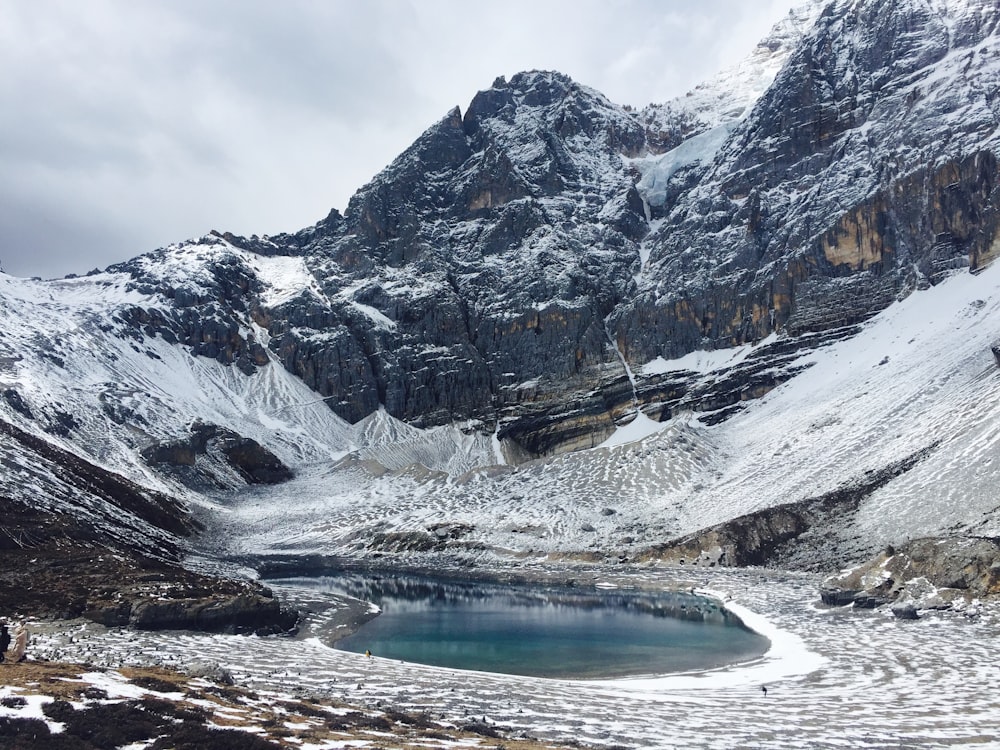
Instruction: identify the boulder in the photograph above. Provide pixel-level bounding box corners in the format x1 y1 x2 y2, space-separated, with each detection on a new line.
890 602 920 620
186 661 235 685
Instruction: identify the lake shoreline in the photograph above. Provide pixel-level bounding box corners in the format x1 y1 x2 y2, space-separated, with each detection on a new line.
270 569 771 679
17 563 1000 747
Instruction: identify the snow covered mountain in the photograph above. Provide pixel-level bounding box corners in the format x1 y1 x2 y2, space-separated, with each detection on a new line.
2 0 1000 579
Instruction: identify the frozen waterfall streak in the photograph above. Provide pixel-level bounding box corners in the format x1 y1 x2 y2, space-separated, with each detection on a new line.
605 321 639 421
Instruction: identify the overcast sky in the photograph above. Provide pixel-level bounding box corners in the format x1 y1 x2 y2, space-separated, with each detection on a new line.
0 0 794 279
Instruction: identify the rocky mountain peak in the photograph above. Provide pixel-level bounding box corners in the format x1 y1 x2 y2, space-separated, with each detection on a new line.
462 69 646 158
475 70 581 108
327 66 646 276
464 70 600 123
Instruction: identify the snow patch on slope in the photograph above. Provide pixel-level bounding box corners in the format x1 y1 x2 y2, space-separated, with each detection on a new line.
638 0 828 135
642 335 776 375
597 411 668 449
249 255 320 307
630 123 736 208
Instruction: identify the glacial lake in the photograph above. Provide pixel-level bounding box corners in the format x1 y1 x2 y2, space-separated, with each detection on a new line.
278 573 770 679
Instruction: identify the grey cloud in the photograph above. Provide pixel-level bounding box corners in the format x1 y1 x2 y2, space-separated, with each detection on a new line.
0 0 797 279
159 1 420 120
0 186 146 279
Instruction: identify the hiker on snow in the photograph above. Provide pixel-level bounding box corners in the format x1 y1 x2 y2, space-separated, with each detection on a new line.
0 623 10 661
9 624 27 662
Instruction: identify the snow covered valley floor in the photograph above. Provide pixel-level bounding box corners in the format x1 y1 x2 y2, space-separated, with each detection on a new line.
16 564 1000 749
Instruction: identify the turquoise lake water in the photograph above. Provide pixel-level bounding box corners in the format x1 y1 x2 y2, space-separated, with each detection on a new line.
282 574 770 679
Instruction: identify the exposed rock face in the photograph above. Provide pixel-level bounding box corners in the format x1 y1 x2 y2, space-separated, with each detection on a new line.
1 388 32 419
265 71 648 438
111 244 271 376
141 421 293 488
0 495 296 634
73 0 997 461
820 536 1000 612
612 0 1000 363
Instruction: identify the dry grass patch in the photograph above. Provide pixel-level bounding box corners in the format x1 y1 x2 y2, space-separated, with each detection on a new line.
0 659 580 749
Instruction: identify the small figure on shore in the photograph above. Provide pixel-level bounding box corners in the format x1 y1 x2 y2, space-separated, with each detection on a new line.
0 623 10 661
365 649 372 659
10 624 27 663
761 685 768 697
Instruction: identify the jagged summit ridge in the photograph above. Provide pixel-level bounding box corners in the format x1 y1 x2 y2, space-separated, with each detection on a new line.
341 69 646 241
464 70 646 155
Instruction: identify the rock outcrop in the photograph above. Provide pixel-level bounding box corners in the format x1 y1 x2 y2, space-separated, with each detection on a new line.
141 421 293 488
0 417 199 551
638 447 934 569
83 578 296 634
0 418 297 634
820 536 1000 615
0 499 296 634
